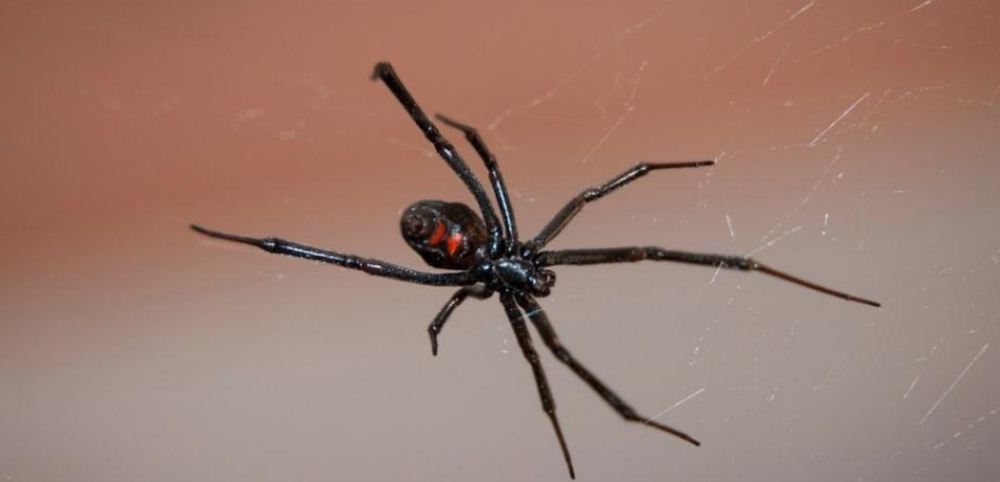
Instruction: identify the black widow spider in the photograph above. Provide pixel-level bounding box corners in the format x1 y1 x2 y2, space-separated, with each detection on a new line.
192 62 881 479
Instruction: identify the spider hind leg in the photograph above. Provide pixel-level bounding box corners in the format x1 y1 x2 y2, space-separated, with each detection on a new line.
190 224 476 286
435 113 519 244
371 62 505 257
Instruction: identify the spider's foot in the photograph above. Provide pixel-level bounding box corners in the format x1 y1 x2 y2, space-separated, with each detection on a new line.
641 417 701 447
371 62 392 81
428 329 440 357
191 224 275 251
646 160 716 170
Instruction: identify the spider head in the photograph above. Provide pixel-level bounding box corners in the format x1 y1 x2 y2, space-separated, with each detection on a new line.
494 259 557 297
531 268 557 297
401 200 487 270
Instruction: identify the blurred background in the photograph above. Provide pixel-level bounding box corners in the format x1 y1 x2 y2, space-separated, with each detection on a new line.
2 1 998 480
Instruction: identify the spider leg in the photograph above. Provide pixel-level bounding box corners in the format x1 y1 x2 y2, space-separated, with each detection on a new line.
514 293 702 447
537 247 881 307
428 285 492 356
371 62 504 257
501 292 576 479
435 113 519 245
191 224 475 286
527 161 714 252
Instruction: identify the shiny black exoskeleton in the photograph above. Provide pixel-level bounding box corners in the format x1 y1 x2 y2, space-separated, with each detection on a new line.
191 62 881 479
401 200 487 270
400 200 555 296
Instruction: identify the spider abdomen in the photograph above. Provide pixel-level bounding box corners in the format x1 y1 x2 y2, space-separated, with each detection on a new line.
401 200 487 270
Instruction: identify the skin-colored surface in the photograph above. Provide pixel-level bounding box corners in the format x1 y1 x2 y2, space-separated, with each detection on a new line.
2 1 999 480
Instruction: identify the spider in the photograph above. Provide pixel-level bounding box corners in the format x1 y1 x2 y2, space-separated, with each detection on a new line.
192 62 881 479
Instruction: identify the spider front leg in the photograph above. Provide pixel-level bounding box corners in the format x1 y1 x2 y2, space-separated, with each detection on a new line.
190 225 476 286
527 161 714 252
501 292 576 479
427 285 491 356
435 113 519 245
514 293 702 446
537 247 881 307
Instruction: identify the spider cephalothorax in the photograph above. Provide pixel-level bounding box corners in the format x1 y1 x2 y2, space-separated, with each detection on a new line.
192 62 880 479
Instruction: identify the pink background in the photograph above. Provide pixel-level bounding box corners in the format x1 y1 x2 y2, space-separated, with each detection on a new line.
2 1 999 481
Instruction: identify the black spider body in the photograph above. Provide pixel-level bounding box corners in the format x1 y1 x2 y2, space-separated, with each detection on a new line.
401 200 487 270
402 199 556 297
192 62 880 479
